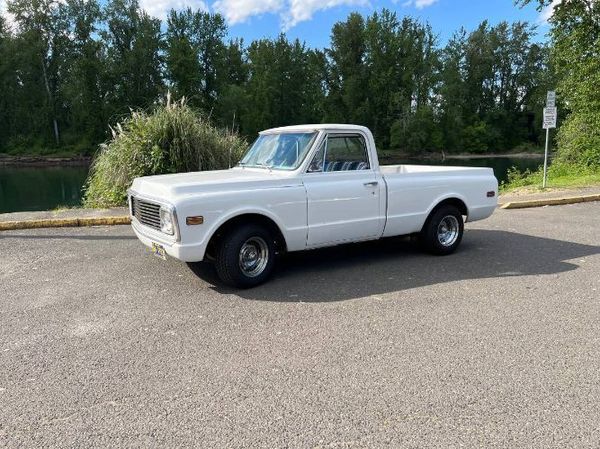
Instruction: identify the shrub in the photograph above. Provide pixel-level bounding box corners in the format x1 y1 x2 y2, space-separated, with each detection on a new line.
503 165 537 189
389 107 443 154
84 98 247 207
555 111 600 168
461 121 489 154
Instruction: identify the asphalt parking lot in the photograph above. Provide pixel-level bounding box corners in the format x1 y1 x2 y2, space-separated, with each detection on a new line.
1 203 599 448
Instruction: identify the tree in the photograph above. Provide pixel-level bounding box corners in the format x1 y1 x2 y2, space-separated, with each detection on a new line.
325 10 442 150
61 0 105 145
7 0 69 146
518 0 600 166
165 8 203 104
243 35 324 136
102 0 163 120
165 9 227 112
195 12 227 112
0 17 17 149
368 14 439 149
324 13 368 125
438 29 468 151
438 20 549 152
0 5 554 157
214 38 249 130
390 105 442 154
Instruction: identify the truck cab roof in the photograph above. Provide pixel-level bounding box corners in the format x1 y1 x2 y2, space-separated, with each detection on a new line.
260 124 372 135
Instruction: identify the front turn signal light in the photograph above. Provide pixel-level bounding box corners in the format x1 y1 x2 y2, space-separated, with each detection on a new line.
186 216 204 225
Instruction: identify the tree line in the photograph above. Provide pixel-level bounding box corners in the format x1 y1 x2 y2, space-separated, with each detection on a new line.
519 0 599 169
0 0 552 156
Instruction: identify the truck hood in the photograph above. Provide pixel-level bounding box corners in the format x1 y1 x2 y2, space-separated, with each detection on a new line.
129 167 300 201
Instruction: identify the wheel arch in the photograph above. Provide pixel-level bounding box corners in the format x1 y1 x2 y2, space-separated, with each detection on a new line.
427 195 469 219
420 196 469 232
205 212 288 260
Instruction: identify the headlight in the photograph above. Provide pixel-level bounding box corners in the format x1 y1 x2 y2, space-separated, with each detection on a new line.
159 208 174 235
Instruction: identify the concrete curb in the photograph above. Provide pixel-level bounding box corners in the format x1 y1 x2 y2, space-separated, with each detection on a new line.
0 216 131 231
500 193 600 210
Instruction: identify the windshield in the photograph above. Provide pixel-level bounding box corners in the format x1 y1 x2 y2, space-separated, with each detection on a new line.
238 132 317 170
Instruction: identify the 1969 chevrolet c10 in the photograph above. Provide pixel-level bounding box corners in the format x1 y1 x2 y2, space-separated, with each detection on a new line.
129 124 498 287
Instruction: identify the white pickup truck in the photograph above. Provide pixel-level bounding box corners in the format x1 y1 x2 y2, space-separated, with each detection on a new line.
129 124 497 287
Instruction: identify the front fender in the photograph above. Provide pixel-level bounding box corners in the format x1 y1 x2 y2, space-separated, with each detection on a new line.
203 206 291 246
174 186 308 259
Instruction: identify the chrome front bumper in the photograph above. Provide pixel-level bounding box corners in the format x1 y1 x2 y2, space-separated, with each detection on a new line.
131 217 208 263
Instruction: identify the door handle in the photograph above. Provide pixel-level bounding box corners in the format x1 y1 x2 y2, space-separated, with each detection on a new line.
363 181 378 187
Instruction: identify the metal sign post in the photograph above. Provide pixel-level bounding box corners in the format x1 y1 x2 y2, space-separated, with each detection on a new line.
542 127 550 188
542 91 557 188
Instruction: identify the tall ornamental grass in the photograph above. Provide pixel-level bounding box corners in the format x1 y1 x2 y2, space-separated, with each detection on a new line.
84 99 247 207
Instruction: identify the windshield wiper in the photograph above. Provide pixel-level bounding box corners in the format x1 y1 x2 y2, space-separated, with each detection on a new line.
237 161 273 170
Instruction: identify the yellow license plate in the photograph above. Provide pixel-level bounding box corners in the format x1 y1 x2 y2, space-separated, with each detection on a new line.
151 242 167 260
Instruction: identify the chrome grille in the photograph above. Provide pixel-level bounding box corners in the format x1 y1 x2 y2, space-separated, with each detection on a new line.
131 196 161 230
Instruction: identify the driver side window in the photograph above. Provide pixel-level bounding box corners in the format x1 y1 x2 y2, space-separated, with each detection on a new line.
308 134 370 173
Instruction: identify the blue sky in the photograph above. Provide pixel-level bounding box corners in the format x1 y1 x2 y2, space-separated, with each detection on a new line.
0 0 552 48
220 0 549 48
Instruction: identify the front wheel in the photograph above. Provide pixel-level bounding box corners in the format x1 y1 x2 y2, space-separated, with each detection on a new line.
420 205 464 255
214 224 276 288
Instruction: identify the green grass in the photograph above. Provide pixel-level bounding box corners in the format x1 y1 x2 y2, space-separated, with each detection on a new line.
501 161 600 193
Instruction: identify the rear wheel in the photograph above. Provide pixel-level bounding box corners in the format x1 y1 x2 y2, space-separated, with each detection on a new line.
420 205 464 255
214 224 276 288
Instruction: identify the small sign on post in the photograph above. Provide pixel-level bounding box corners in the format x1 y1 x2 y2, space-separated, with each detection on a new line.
542 92 557 188
543 107 557 129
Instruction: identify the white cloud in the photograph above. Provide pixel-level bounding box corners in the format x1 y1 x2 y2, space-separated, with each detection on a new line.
212 0 369 29
140 0 208 21
539 0 561 23
414 0 438 8
0 0 16 29
283 0 369 30
213 0 284 25
399 0 439 9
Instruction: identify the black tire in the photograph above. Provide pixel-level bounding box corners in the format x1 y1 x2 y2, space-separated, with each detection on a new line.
214 223 276 288
420 204 464 255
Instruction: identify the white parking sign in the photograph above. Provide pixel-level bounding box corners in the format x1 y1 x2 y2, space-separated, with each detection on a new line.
543 107 557 129
546 91 556 107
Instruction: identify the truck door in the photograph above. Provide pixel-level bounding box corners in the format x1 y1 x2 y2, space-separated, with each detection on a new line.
302 133 383 247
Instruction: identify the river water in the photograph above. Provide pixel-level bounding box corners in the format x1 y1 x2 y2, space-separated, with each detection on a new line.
0 156 543 213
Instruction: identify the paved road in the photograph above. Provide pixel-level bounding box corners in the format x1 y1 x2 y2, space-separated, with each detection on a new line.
1 203 599 448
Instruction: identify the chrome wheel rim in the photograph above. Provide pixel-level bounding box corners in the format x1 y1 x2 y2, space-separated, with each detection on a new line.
437 215 460 247
238 237 269 278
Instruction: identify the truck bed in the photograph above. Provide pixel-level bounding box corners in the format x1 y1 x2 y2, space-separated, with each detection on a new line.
379 163 498 238
380 164 494 177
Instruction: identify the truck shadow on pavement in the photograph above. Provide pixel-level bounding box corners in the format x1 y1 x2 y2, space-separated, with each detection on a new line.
190 229 599 302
